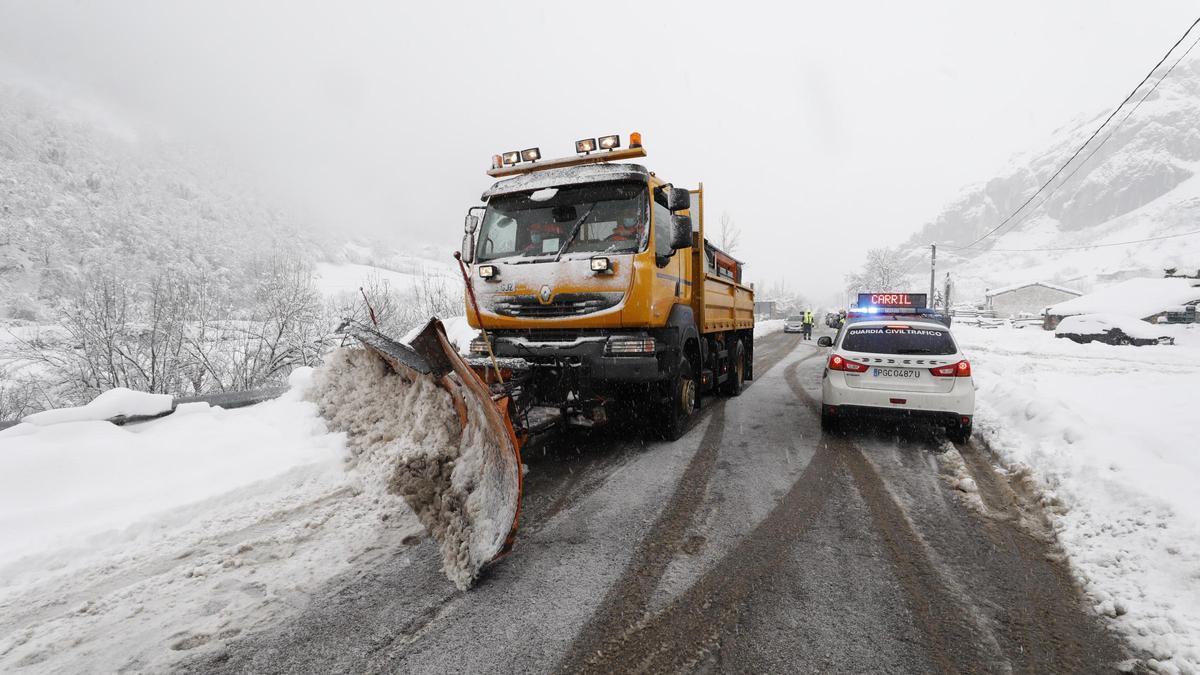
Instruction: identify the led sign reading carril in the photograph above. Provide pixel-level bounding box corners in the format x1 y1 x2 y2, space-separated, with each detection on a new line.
857 292 928 309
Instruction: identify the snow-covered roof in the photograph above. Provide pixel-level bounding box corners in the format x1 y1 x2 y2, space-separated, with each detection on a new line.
482 163 649 199
1046 277 1200 319
985 280 1082 298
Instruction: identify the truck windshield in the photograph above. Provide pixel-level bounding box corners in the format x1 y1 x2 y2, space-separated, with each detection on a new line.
476 181 648 262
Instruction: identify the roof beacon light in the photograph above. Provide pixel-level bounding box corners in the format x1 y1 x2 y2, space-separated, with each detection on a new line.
575 138 597 154
491 154 503 170
501 151 521 166
521 147 541 162
629 131 643 149
598 134 620 150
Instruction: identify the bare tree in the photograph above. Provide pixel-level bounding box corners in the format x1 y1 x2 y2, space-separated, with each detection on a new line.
845 247 912 296
719 211 741 253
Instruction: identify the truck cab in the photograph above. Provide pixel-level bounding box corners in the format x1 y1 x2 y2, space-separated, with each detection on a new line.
460 135 754 439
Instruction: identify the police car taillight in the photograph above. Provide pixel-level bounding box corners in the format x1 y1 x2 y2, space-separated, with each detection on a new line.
828 354 869 373
930 360 971 377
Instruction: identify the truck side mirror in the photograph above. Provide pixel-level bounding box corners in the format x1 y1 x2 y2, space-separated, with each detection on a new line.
817 336 833 347
666 187 690 212
670 215 693 250
464 214 480 233
461 233 475 263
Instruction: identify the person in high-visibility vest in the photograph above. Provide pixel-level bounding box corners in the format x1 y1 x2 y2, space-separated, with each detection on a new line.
801 310 814 340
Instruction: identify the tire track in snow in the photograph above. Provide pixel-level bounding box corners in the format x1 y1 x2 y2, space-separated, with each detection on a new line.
556 342 814 674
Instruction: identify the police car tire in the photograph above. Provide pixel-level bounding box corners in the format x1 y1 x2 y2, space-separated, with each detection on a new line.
947 420 972 444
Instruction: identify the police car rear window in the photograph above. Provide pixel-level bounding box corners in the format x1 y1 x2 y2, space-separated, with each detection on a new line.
841 326 957 355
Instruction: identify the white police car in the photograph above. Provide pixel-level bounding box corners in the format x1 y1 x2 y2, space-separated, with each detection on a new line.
817 316 975 442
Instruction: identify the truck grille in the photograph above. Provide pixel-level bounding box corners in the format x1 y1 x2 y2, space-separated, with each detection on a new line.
492 292 623 318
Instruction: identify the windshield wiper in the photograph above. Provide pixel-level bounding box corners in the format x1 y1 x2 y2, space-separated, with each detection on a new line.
553 202 598 262
896 348 935 354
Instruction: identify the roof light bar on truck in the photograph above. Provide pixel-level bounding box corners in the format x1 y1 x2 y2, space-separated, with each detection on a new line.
487 130 646 177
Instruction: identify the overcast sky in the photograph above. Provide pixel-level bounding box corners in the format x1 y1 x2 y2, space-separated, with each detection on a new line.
1 0 1196 302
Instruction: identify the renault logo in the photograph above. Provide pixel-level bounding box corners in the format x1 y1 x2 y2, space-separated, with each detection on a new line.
539 285 553 304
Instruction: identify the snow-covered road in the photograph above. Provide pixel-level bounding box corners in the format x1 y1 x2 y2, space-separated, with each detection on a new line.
5 325 1194 673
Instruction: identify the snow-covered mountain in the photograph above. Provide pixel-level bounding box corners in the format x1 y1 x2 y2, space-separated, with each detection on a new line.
901 58 1200 301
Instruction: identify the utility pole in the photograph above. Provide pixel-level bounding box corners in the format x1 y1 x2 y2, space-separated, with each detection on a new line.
944 272 952 312
929 244 937 308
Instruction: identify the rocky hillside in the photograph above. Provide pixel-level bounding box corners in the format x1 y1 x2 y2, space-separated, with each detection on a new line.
901 58 1200 300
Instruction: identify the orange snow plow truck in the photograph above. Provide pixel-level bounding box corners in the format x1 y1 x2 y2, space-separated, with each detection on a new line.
335 133 753 586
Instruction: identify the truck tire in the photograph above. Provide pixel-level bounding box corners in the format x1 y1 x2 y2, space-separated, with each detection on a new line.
659 354 696 441
722 340 745 396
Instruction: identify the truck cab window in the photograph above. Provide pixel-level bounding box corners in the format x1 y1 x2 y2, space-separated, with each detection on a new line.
653 189 674 261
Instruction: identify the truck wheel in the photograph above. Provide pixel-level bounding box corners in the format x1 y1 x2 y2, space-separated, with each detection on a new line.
722 340 745 396
660 354 696 441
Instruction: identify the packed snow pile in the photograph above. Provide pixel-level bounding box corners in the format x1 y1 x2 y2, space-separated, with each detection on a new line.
0 368 425 673
306 347 518 590
20 387 173 426
957 324 1200 672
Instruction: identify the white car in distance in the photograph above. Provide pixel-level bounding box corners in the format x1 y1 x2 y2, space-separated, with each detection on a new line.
817 318 975 442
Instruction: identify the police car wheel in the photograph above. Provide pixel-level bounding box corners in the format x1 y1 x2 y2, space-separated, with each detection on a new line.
946 420 972 444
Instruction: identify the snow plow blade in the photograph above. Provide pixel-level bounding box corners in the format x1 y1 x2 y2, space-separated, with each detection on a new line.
332 318 523 589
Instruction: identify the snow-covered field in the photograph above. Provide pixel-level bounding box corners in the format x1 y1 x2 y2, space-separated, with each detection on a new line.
313 260 452 298
0 369 423 673
957 323 1200 673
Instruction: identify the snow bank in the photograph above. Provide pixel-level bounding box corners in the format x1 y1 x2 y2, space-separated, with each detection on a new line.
0 373 340 566
21 387 172 425
306 347 518 590
0 368 430 673
956 324 1200 672
754 319 785 338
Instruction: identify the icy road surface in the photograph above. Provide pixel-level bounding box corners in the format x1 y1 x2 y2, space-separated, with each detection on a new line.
178 329 1129 674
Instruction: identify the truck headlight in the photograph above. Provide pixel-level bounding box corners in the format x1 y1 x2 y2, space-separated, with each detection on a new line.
606 336 655 354
590 256 611 272
478 264 498 279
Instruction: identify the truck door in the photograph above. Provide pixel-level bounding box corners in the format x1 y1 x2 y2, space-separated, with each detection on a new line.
651 188 689 322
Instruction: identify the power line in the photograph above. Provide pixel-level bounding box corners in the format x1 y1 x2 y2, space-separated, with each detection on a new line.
959 13 1200 250
984 32 1200 240
943 228 1200 253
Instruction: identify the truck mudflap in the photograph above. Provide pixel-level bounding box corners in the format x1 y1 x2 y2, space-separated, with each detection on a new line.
333 318 523 588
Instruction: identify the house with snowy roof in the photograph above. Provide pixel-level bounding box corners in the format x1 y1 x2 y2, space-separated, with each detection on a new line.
984 281 1081 319
1043 277 1200 329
